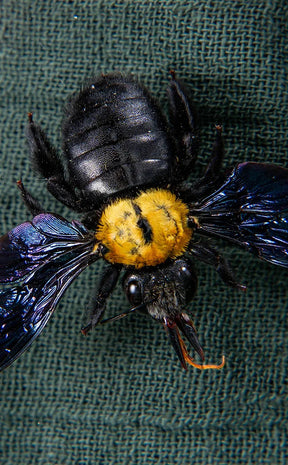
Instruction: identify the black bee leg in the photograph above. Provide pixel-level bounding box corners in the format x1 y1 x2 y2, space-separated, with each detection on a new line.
27 113 63 182
46 177 87 212
179 125 225 202
17 180 45 215
203 124 224 180
81 265 121 335
27 113 86 212
168 71 198 179
189 241 247 290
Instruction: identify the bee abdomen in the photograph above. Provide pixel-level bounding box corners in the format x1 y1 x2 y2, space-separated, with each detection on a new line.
62 75 173 205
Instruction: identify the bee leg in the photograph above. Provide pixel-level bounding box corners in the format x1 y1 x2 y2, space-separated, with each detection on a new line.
203 124 224 180
17 180 45 215
168 71 198 180
46 177 88 212
189 241 247 290
81 265 121 335
27 114 87 212
27 113 63 182
179 125 225 202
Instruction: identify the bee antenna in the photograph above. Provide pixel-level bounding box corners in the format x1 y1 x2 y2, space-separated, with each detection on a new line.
99 302 147 325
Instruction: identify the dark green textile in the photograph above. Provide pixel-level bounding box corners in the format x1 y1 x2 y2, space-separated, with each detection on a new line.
0 1 287 464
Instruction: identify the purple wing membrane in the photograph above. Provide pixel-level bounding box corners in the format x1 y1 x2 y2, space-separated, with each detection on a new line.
0 213 98 370
0 213 92 283
0 248 97 370
192 163 288 267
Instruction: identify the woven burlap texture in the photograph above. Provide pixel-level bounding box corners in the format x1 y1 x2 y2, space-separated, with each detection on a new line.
0 1 287 464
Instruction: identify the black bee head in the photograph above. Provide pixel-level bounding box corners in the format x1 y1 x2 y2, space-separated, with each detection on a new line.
123 258 197 316
123 258 206 369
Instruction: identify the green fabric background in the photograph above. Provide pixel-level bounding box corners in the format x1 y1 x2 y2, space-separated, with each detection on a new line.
0 1 287 464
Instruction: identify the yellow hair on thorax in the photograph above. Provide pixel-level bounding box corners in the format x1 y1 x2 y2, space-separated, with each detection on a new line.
95 189 192 268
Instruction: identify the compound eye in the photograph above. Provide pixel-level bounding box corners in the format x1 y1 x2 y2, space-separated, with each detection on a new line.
176 260 197 304
125 277 143 306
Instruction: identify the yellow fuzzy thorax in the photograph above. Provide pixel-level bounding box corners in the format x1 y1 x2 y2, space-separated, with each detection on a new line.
95 189 192 268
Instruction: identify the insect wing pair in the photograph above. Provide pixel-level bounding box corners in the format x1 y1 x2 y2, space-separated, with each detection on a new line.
0 162 287 371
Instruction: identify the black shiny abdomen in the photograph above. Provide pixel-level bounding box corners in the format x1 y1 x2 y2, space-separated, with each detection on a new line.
62 75 173 205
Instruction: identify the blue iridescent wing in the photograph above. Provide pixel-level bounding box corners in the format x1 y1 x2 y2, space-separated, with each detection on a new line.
0 213 91 283
0 214 97 370
191 162 288 267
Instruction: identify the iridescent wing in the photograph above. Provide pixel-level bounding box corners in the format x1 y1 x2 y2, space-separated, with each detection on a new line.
191 162 288 267
0 213 92 282
0 214 98 370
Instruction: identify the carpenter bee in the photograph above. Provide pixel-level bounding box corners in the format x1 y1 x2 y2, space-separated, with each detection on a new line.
0 72 287 371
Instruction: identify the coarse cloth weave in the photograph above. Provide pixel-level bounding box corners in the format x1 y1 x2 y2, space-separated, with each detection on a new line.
0 1 287 464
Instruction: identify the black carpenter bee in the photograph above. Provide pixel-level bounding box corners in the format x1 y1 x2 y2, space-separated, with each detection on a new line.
0 72 287 371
